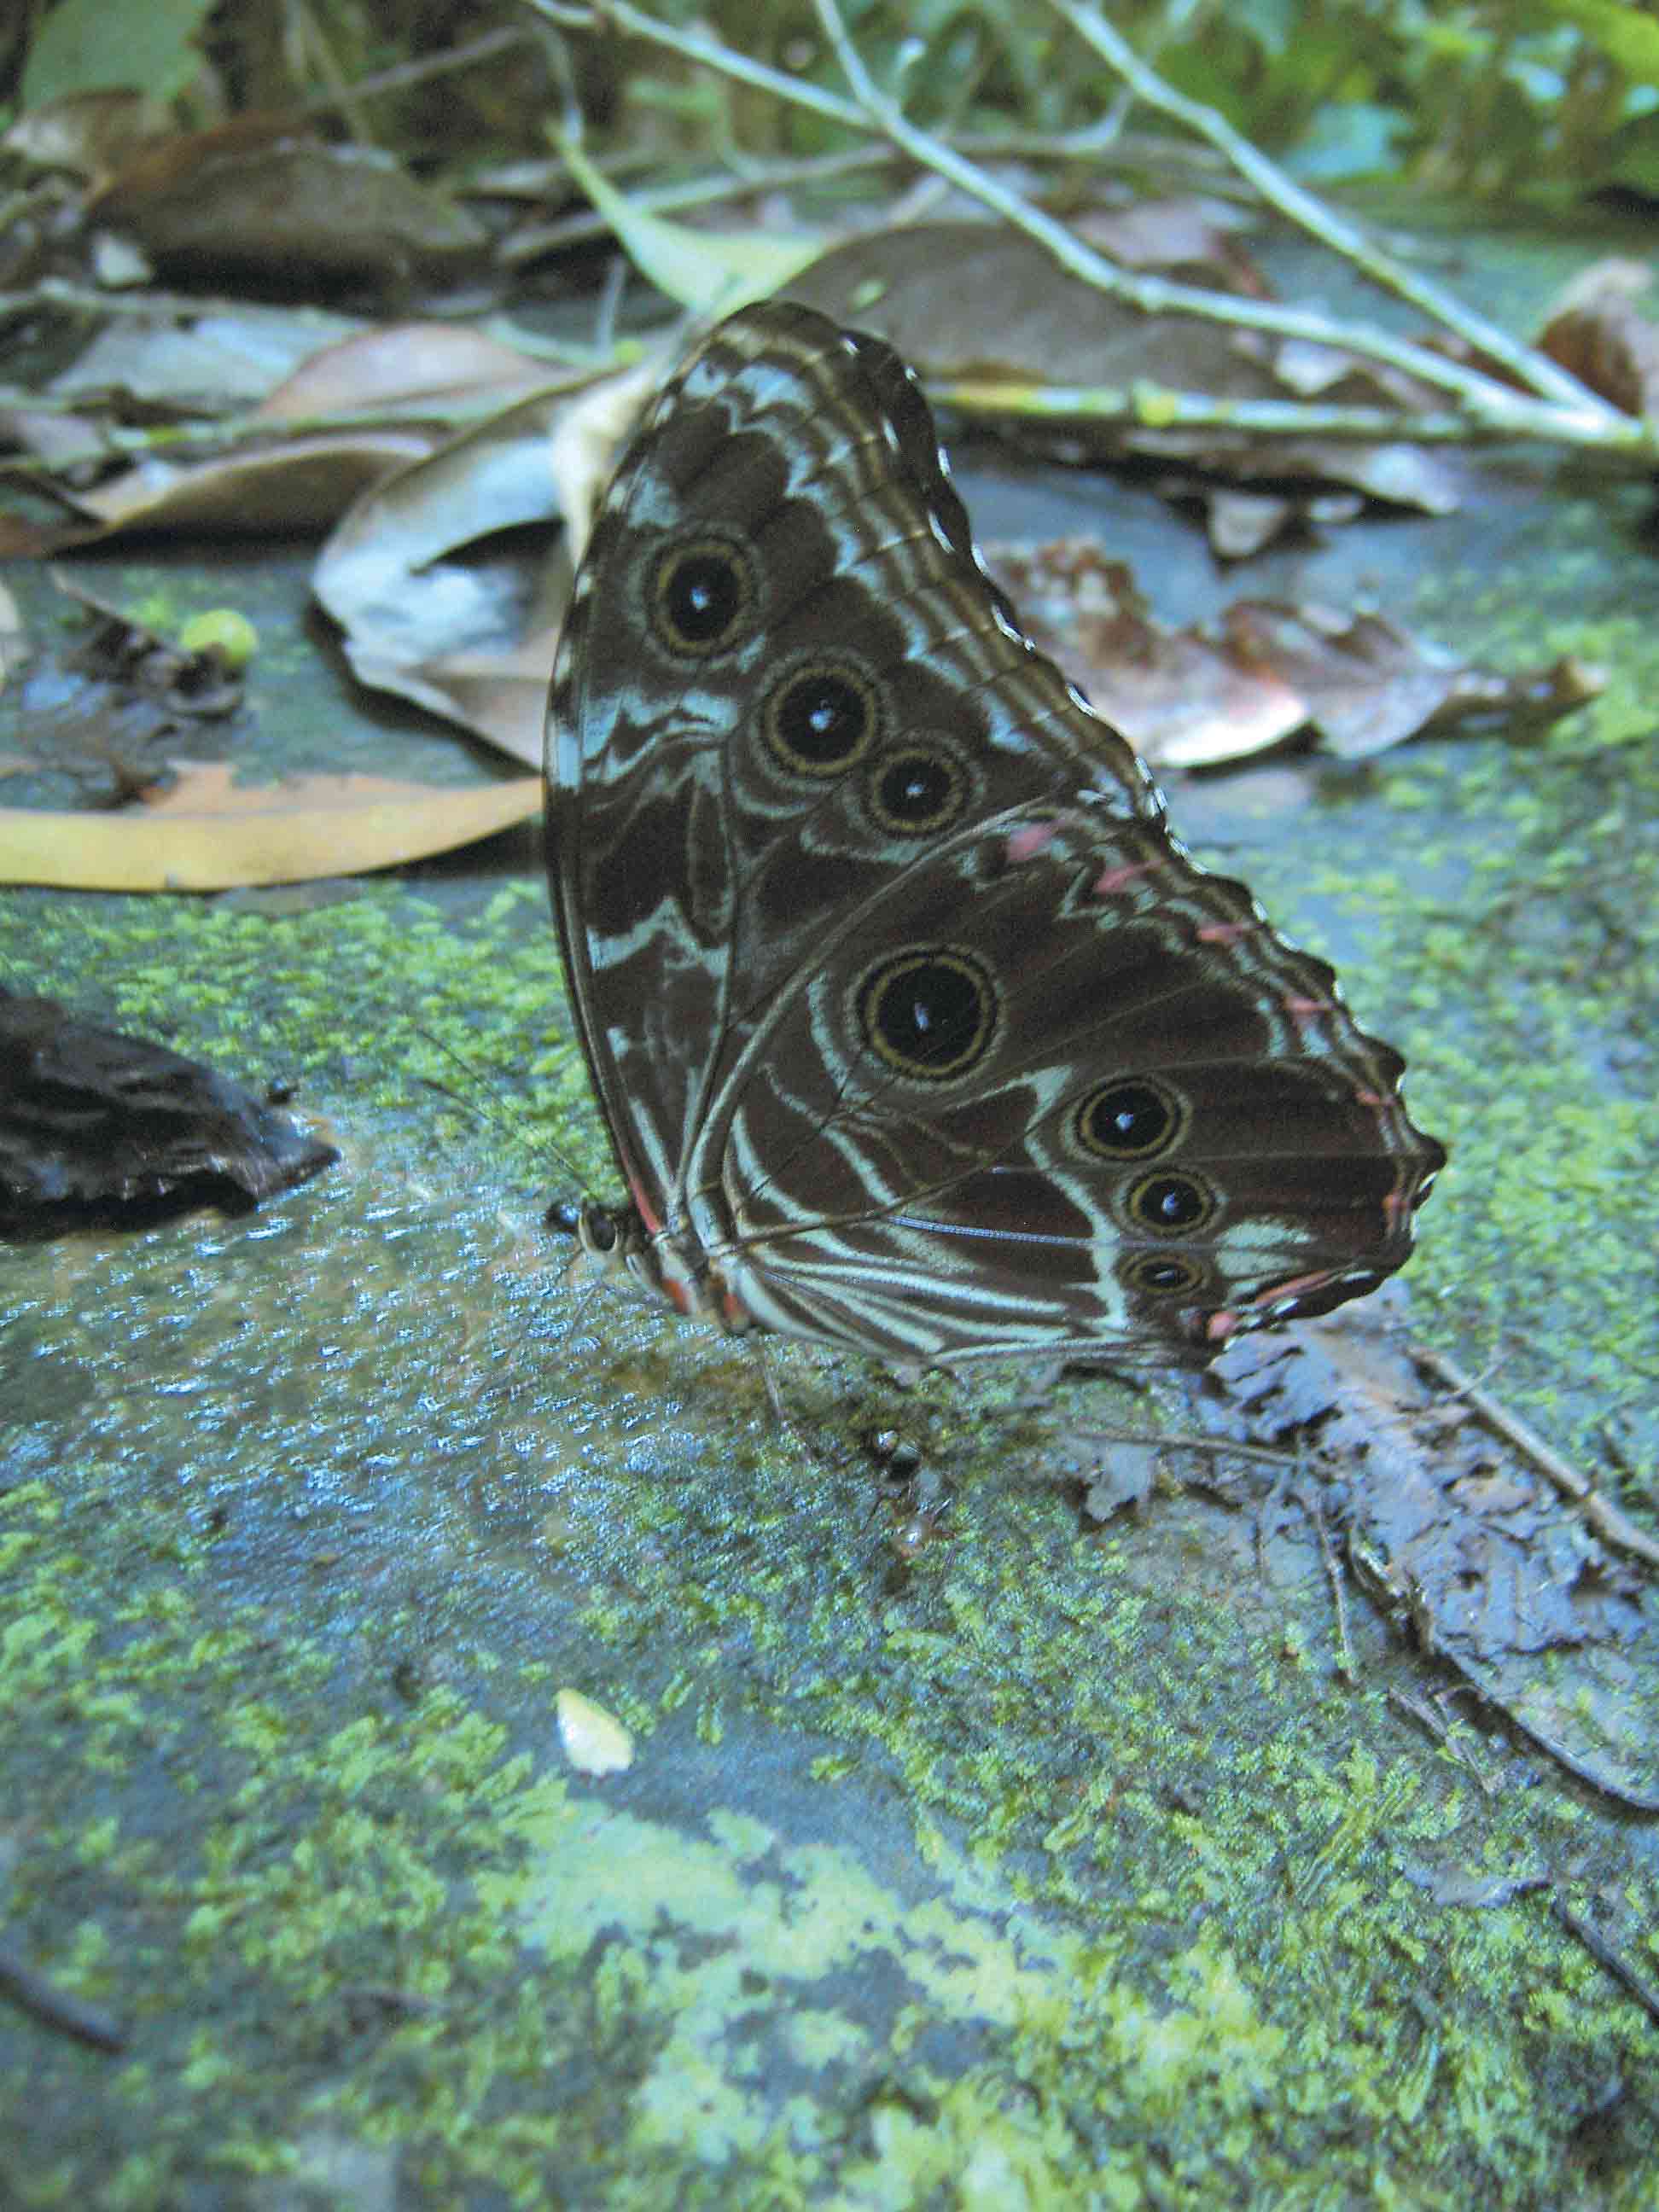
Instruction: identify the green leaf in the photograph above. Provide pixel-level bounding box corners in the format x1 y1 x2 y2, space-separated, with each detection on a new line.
21 0 216 107
556 136 822 317
1537 0 1659 84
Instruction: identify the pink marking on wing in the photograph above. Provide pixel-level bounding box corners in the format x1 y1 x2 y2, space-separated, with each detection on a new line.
1093 859 1155 896
1006 823 1057 864
1206 1309 1241 1344
1197 920 1250 946
628 1175 664 1237
1248 1269 1332 1307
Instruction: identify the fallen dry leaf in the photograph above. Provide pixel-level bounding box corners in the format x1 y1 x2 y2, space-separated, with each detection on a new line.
71 431 435 538
0 760 540 891
788 222 1464 517
259 322 556 422
313 382 593 765
1199 1305 1659 1813
1538 257 1659 420
991 540 1599 765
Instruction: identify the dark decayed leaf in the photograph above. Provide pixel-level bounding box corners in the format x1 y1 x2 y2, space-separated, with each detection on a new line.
1200 1309 1659 1811
85 123 486 287
0 990 338 1237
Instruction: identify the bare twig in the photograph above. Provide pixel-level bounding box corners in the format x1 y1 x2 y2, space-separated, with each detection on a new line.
1412 1343 1659 1569
527 0 1655 463
1303 1485 1358 1685
927 378 1610 448
1551 1891 1659 2027
1048 0 1603 413
1071 1426 1298 1470
0 1947 126 2054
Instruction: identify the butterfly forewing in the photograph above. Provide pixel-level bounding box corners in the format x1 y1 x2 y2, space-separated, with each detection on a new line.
546 300 1443 1362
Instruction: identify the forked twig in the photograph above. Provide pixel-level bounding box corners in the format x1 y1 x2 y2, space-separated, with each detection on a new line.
525 0 1654 461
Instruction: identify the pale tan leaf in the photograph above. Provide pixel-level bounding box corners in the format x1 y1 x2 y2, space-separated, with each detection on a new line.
0 761 540 891
555 1689 634 1776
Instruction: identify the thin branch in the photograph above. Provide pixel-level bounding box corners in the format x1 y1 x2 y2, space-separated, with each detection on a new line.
1551 1891 1659 2026
527 0 1652 463
811 0 1618 437
1411 1342 1659 1568
0 1947 125 2054
1048 0 1609 416
932 375 1654 452
524 0 870 133
498 126 1240 265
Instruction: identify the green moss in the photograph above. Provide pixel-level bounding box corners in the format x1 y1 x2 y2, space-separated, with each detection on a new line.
3 469 1657 2208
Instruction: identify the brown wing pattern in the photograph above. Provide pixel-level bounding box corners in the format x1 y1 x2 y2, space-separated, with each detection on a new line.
546 302 1442 1360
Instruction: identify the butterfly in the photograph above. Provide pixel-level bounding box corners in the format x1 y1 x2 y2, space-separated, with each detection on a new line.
544 301 1443 1370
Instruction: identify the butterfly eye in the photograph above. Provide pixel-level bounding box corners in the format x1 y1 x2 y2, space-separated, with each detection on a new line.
650 535 754 656
1125 1171 1216 1234
858 947 998 1080
764 662 878 776
580 1204 620 1254
868 743 969 835
1074 1078 1186 1162
1123 1254 1207 1296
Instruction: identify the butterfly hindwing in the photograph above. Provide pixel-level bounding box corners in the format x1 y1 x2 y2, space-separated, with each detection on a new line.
546 301 1443 1361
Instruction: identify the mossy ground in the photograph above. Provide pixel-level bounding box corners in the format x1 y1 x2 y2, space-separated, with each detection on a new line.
3 294 1657 2212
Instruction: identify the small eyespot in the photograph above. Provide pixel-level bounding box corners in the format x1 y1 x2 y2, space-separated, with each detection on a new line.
763 660 879 777
1122 1254 1207 1297
1125 1171 1216 1236
649 534 754 657
866 742 969 835
858 947 998 1081
1074 1078 1187 1162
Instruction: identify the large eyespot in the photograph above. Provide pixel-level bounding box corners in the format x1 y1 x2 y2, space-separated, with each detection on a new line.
1122 1253 1208 1297
649 533 754 657
1073 1077 1187 1162
763 659 879 777
858 947 998 1081
866 742 969 835
1125 1171 1216 1236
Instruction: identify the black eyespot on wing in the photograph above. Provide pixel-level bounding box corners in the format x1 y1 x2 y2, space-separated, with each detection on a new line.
1122 1253 1207 1296
1074 1078 1187 1162
649 534 754 657
867 742 969 835
763 661 879 776
1125 1171 1216 1235
858 947 998 1081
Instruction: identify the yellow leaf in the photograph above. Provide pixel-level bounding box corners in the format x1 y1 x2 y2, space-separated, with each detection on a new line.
0 762 541 890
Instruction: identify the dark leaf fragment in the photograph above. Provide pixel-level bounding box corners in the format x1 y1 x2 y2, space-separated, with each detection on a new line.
0 990 337 1237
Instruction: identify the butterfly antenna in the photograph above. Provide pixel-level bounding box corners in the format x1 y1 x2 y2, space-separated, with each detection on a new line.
407 1022 591 1196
